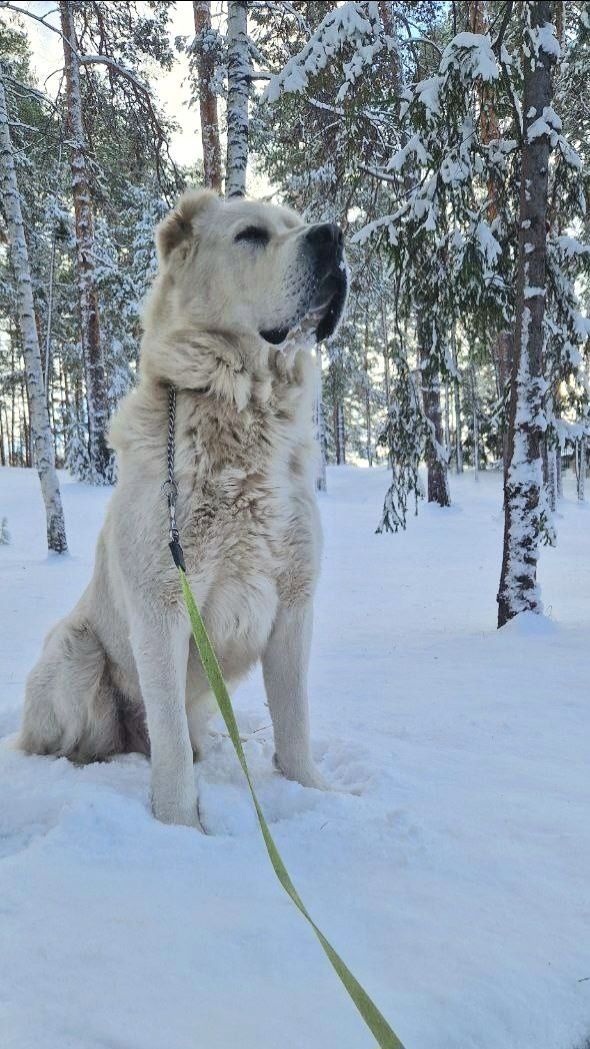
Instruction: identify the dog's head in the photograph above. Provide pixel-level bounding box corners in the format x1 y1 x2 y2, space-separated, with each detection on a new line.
152 190 348 348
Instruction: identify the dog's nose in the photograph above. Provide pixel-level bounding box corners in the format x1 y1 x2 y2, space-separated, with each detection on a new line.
306 223 344 254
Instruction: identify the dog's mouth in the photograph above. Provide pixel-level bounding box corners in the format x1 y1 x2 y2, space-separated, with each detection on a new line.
260 265 348 348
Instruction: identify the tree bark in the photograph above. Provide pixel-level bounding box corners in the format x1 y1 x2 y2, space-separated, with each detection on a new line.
497 1 556 627
555 443 562 497
60 1 110 481
225 1 250 198
333 401 346 465
470 359 479 481
418 319 450 506
313 347 327 492
364 321 373 466
0 72 67 552
495 329 514 481
577 438 586 502
193 1 222 192
451 327 463 474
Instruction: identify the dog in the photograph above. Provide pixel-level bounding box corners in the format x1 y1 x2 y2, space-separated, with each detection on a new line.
19 190 348 827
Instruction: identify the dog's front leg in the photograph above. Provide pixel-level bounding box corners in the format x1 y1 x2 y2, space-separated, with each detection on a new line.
262 602 326 790
130 611 199 827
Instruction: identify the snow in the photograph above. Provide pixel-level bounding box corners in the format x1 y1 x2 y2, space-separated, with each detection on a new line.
440 33 500 83
531 23 561 60
527 105 562 145
263 2 380 105
1 465 590 1049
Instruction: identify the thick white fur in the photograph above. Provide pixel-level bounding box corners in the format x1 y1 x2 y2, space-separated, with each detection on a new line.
20 191 332 827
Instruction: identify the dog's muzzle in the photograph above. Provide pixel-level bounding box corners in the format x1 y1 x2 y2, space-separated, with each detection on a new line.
305 223 348 342
260 222 348 347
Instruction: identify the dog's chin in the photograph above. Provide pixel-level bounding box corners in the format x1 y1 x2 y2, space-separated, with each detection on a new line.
260 268 348 349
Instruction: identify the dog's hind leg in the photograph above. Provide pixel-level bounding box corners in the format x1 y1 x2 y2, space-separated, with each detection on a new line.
20 617 124 762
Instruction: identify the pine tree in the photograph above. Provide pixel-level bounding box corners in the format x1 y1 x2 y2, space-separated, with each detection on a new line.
497 2 559 627
192 1 222 191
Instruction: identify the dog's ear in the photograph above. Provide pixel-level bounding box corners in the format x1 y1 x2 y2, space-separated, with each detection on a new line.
156 189 219 267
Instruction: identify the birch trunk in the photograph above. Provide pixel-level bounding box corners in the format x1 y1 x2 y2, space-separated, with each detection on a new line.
0 72 67 553
497 1 556 627
60 1 110 481
225 1 250 198
193 1 222 192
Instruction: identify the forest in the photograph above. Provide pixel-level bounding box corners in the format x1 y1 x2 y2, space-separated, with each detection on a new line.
1 0 588 628
1 5 590 1049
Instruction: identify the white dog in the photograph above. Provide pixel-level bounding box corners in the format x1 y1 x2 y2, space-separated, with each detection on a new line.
20 190 347 827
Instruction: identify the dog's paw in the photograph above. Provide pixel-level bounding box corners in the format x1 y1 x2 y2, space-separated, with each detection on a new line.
273 753 330 791
151 796 203 830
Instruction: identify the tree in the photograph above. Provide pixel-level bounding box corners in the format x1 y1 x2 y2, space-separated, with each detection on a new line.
192 1 222 191
497 2 559 627
226 1 250 198
60 0 110 481
0 66 67 552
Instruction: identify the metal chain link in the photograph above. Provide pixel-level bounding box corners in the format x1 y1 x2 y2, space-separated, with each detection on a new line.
162 386 179 544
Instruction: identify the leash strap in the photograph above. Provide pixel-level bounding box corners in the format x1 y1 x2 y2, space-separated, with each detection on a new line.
165 387 406 1049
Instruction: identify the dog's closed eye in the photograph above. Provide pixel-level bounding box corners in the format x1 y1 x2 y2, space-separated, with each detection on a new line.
234 226 270 247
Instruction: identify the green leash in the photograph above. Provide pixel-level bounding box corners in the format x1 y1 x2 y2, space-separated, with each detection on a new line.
179 567 406 1049
164 386 406 1049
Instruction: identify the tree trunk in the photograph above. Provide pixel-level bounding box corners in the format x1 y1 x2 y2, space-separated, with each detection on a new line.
0 72 67 552
443 379 449 451
364 321 373 466
451 328 463 474
496 329 514 481
333 400 346 465
547 444 557 512
418 319 450 506
225 1 250 198
556 444 562 497
314 347 327 492
470 359 479 481
381 297 391 406
577 438 586 502
193 1 222 192
60 1 110 481
497 1 556 628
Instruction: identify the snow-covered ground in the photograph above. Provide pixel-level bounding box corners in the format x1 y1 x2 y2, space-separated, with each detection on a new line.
0 464 589 1049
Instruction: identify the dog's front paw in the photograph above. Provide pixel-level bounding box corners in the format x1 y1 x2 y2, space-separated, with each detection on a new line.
151 795 203 830
273 753 329 791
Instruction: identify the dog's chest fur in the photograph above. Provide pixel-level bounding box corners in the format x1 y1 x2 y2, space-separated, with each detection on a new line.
178 347 316 558
170 346 320 656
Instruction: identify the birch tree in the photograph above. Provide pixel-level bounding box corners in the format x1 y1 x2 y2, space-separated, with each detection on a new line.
226 1 250 198
193 1 222 192
0 68 67 553
497 2 559 627
60 1 110 482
